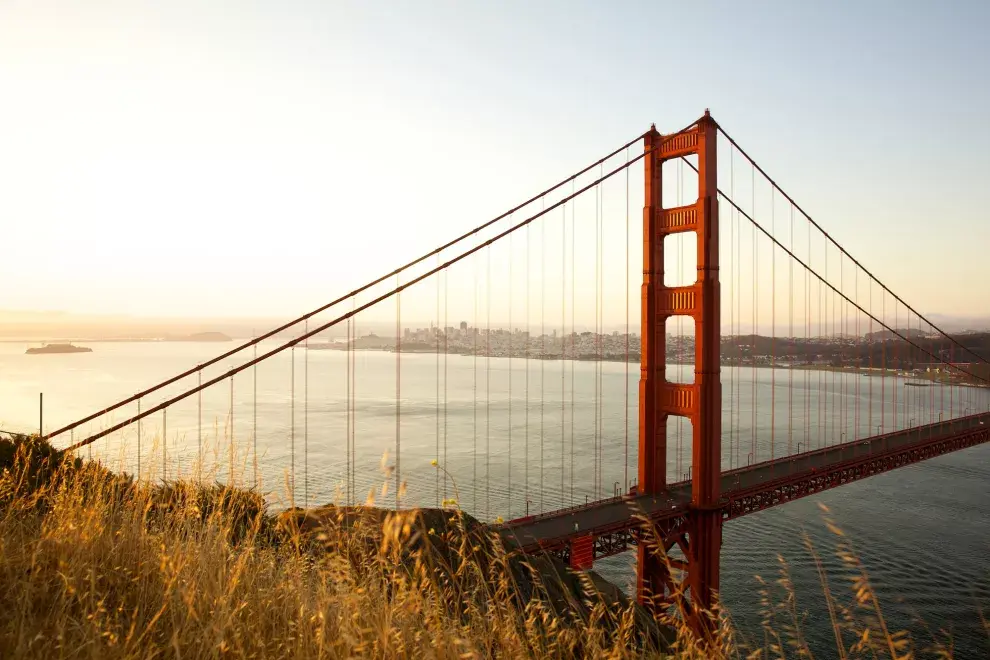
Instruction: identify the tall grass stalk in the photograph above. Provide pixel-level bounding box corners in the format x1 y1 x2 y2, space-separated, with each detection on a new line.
0 434 983 659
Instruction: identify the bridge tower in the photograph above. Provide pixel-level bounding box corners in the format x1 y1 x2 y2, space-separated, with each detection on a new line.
638 111 722 621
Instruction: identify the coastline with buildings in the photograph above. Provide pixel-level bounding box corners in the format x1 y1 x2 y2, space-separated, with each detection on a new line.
305 323 990 386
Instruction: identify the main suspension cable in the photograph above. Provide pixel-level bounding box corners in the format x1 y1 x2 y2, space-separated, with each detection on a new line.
45 130 659 444
716 124 990 367
67 134 692 452
679 155 990 386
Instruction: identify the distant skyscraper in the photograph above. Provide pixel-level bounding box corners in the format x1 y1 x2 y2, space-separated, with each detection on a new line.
460 321 468 331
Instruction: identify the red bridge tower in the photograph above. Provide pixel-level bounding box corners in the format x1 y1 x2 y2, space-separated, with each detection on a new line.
638 111 722 621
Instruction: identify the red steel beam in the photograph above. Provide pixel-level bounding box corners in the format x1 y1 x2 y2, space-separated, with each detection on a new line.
722 425 990 519
503 421 989 561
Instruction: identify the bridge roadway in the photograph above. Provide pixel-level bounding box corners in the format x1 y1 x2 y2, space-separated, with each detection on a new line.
501 412 990 553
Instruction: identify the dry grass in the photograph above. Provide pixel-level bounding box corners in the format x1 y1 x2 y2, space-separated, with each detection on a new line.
0 434 984 659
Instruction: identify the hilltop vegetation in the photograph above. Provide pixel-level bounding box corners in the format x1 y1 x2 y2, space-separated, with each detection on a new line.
0 433 981 658
0 434 680 658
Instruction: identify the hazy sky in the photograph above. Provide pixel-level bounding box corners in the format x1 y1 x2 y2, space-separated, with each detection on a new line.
2 1 989 326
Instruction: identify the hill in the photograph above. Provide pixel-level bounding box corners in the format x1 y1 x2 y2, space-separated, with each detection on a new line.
165 331 233 342
0 433 677 658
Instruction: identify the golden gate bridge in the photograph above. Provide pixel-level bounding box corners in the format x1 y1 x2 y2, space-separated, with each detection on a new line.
40 110 990 634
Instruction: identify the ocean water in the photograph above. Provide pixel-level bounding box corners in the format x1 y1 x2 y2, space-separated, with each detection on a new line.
1 339 988 654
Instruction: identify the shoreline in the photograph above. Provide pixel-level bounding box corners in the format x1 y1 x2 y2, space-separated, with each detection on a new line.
310 346 990 388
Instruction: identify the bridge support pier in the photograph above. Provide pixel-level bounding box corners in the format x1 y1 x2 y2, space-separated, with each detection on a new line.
686 507 722 617
635 542 672 609
569 534 594 571
638 111 722 637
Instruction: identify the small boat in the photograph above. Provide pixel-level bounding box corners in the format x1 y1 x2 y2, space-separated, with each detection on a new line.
904 380 932 387
26 343 93 355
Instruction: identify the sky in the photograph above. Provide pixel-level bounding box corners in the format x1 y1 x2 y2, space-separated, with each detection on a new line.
2 0 989 329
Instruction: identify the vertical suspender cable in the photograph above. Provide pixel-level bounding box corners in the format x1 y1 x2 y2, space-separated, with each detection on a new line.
855 268 860 439
771 188 776 467
436 254 441 508
349 313 355 504
304 319 309 506
291 341 296 502
736 153 743 467
840 258 845 442
789 204 794 459
869 281 874 438
508 235 513 517
396 273 401 509
819 246 824 447
351 301 356 505
751 165 757 463
346 316 352 504
253 334 258 487
443 271 449 501
822 242 827 439
832 250 837 442
471 253 478 514
882 292 886 433
486 244 491 520
599 164 605 497
894 302 899 429
525 211 530 514
677 161 684 479
541 196 546 512
729 145 735 470
806 212 811 449
561 200 567 505
570 180 576 504
592 168 602 499
624 147 630 490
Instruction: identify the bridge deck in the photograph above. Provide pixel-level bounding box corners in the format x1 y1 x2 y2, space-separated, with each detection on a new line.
501 413 990 553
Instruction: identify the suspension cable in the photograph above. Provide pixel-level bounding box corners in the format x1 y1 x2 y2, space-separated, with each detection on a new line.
540 196 546 512
435 254 441 508
65 127 697 452
44 130 657 443
716 124 990 367
304 318 309 506
443 271 449 501
561 200 567 506
624 145 630 490
570 179 576 505
679 155 990 386
508 226 513 517
395 273 401 509
486 244 491 520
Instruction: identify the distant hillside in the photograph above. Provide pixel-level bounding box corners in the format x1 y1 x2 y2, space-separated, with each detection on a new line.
923 314 990 333
307 333 395 350
864 328 928 341
722 332 990 370
165 332 232 342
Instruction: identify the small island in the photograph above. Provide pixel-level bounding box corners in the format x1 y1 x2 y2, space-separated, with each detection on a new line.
26 343 93 355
